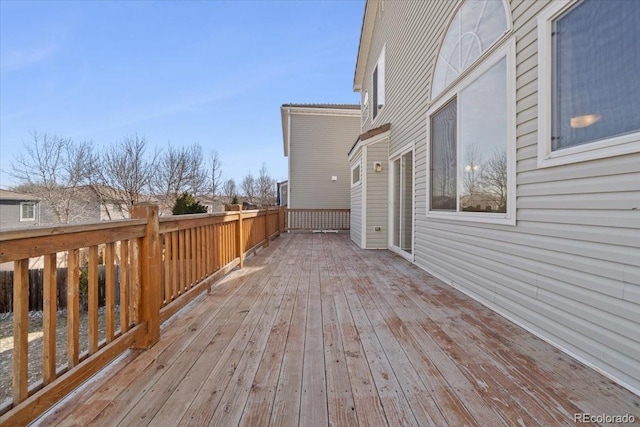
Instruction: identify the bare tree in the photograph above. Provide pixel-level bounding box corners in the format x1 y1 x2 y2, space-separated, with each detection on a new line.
480 148 508 213
207 149 223 198
222 178 237 201
256 163 276 207
93 135 158 218
11 131 95 224
241 173 256 204
461 144 483 201
150 143 207 214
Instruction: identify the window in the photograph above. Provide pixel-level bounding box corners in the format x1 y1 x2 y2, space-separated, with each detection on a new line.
428 22 515 224
20 202 36 221
432 0 509 98
372 46 385 120
538 0 640 167
362 90 369 124
351 162 361 186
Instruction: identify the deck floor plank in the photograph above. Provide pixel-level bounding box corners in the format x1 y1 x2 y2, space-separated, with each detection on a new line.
297 243 329 427
35 233 640 427
239 239 305 426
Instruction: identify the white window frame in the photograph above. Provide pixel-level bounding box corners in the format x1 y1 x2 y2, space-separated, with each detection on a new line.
372 45 386 122
20 202 36 222
388 141 416 261
537 0 640 169
362 90 370 125
351 161 362 187
426 38 516 225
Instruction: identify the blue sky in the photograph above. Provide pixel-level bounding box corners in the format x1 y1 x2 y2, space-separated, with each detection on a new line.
0 0 364 189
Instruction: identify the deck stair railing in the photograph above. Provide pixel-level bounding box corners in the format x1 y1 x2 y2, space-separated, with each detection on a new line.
0 204 285 426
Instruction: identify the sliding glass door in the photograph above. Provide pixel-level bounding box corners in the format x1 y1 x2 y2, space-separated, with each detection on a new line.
391 149 413 255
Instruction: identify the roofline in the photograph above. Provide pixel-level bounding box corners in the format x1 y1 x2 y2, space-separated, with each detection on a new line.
280 103 360 110
348 122 391 158
353 0 379 92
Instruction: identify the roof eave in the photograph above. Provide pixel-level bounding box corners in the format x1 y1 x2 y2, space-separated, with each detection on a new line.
281 106 290 157
353 0 379 92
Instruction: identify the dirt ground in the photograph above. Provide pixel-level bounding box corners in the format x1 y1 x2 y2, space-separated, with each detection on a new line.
0 308 118 405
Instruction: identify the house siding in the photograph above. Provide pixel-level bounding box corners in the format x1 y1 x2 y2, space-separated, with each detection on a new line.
289 113 361 209
0 201 39 230
357 0 640 392
350 167 363 246
365 141 388 249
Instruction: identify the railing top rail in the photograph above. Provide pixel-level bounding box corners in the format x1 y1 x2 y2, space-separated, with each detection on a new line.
286 208 350 212
0 218 148 242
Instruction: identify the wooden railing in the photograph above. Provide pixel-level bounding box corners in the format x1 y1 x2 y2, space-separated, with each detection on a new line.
0 205 285 426
286 209 350 231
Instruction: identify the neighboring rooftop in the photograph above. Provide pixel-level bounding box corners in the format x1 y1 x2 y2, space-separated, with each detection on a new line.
0 189 40 201
281 103 360 109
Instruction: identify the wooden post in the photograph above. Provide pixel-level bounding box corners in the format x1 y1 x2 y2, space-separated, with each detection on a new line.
13 259 29 404
131 203 161 349
236 206 244 268
67 249 80 368
264 209 270 247
43 253 57 385
88 245 99 354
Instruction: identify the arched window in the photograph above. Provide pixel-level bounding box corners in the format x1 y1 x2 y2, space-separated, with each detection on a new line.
427 0 515 225
432 0 510 98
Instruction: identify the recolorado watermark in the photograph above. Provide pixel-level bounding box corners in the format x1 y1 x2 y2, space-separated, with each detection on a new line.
574 413 636 423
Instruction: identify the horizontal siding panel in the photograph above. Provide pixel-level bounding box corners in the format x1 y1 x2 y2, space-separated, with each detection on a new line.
493 293 640 388
518 154 640 184
515 220 640 249
517 192 640 211
515 143 537 162
517 209 639 229
535 277 640 331
623 282 640 304
418 227 627 295
518 174 640 196
351 184 362 247
422 219 638 266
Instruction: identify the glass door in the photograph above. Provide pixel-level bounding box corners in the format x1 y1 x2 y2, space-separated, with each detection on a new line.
391 149 413 255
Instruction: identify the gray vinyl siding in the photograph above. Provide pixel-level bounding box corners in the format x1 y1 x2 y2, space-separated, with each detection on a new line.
359 0 640 392
289 114 361 209
0 201 41 230
350 173 363 246
365 141 388 249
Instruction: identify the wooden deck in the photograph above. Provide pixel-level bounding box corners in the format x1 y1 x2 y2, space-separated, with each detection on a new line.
36 233 639 426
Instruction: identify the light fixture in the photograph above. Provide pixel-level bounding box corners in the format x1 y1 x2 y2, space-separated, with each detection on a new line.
570 113 601 128
464 164 479 172
373 161 382 172
331 176 337 181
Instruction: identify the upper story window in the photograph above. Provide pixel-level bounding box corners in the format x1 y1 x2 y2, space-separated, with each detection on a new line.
20 202 36 221
362 90 370 124
351 162 361 186
537 0 640 167
427 0 515 225
432 0 509 99
372 46 385 120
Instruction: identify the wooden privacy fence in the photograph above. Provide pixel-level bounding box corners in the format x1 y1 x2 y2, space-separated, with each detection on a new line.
286 209 350 231
0 266 118 313
0 204 285 426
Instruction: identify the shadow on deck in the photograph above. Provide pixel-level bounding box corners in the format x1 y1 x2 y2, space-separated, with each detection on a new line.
36 233 639 426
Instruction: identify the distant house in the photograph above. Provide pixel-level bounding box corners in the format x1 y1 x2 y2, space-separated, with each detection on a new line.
0 189 41 230
350 0 640 393
280 104 361 210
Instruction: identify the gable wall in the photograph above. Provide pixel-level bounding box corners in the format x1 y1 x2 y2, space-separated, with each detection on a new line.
289 113 361 209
